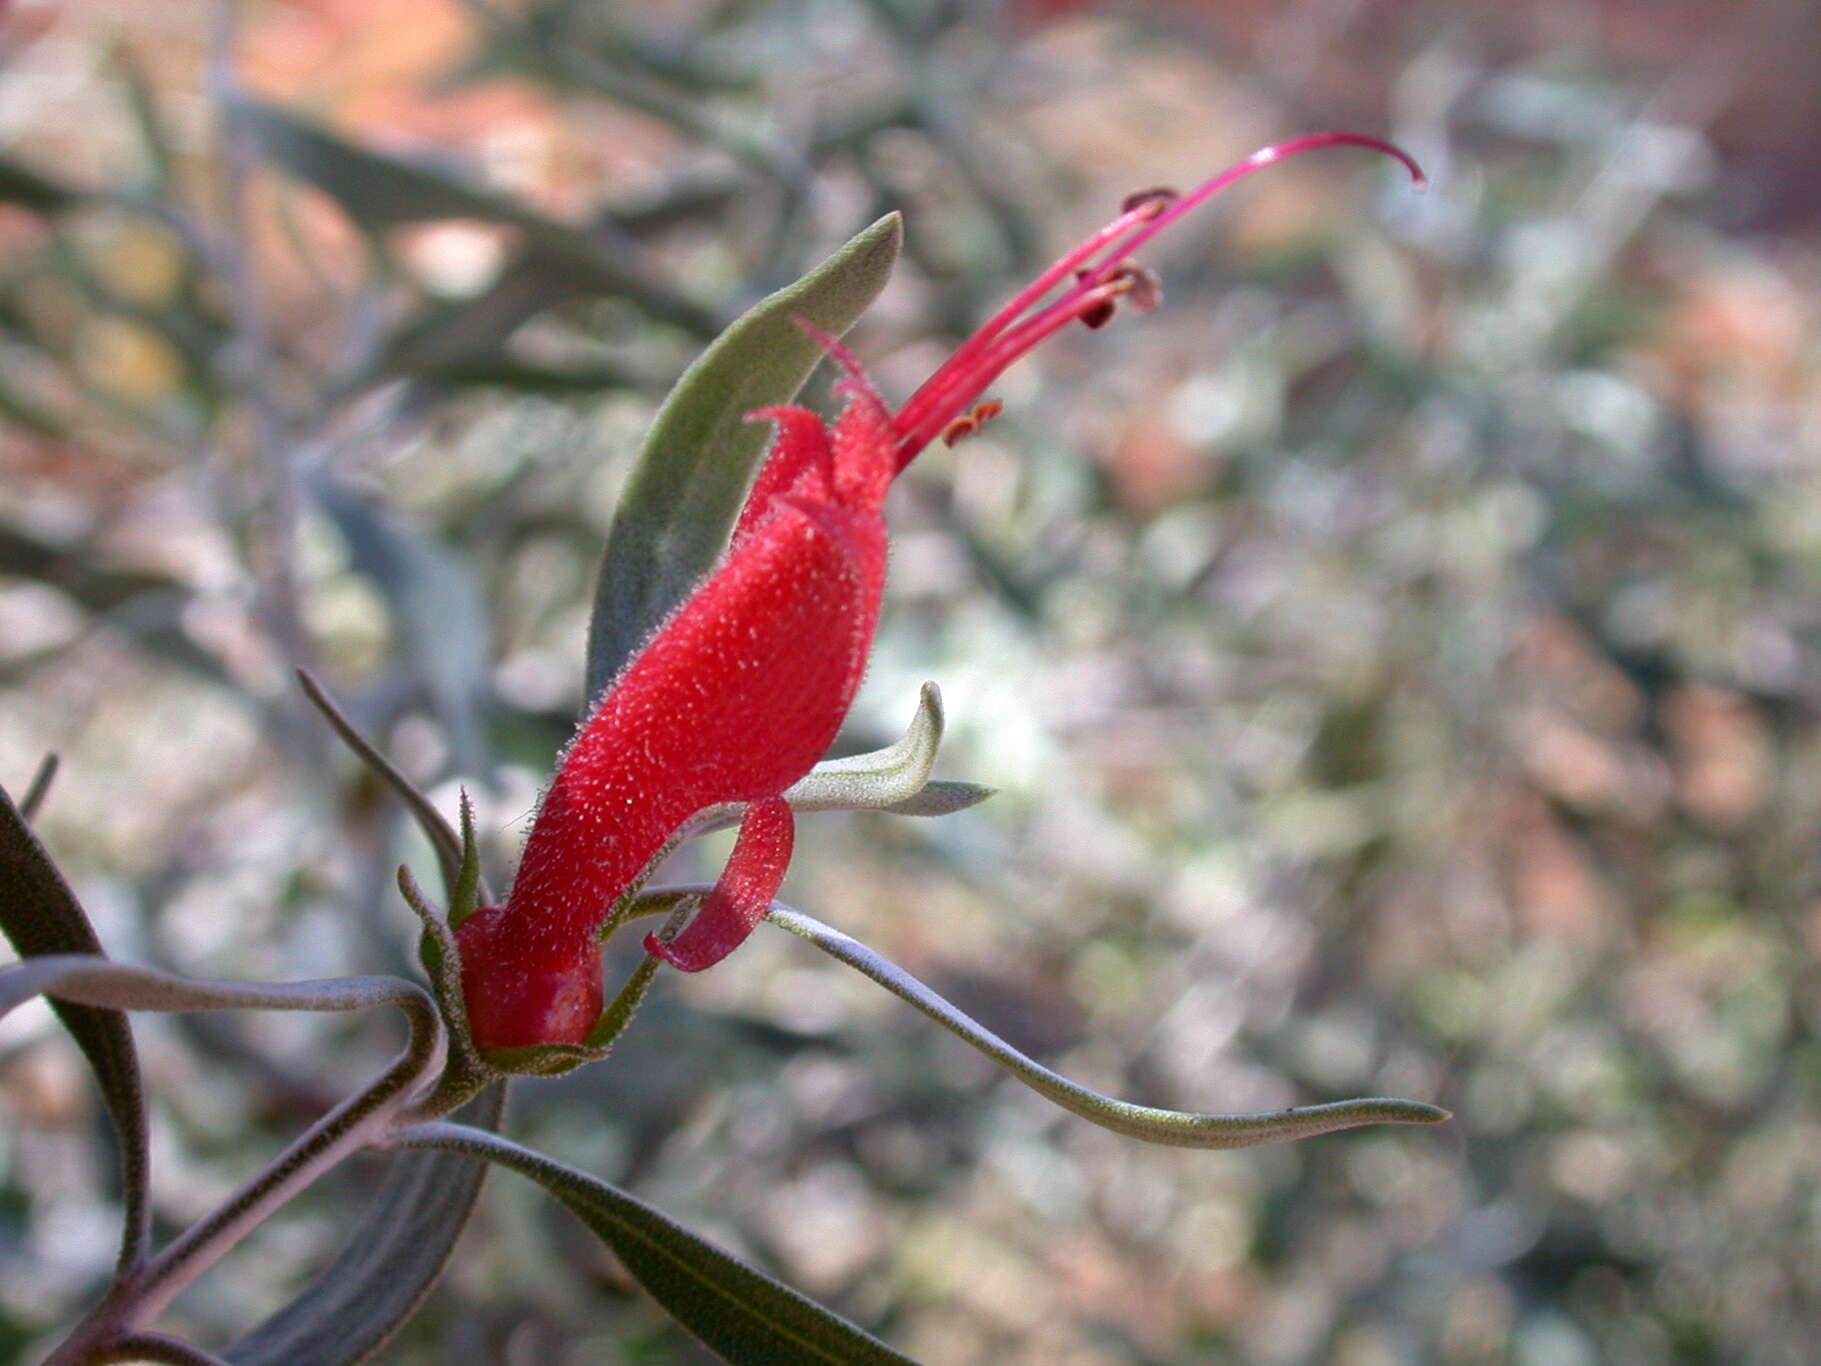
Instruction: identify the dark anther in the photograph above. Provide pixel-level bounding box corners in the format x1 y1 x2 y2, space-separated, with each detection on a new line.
941 400 1005 447
1079 300 1117 330
1120 187 1179 216
1116 264 1163 313
1074 267 1119 329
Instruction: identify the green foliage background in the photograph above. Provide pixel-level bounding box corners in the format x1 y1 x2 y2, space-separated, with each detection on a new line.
3 1 1819 1363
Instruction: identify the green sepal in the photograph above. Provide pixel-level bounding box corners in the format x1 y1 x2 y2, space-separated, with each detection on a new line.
441 897 691 1080
397 866 495 1114
446 791 483 930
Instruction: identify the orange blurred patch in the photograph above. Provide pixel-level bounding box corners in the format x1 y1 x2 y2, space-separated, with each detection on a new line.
1506 792 1610 942
1102 387 1203 513
240 0 678 216
1653 263 1808 410
1509 613 1642 730
1662 685 1771 827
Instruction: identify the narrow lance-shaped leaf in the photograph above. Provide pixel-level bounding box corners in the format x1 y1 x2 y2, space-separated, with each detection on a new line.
765 906 1449 1149
298 670 489 907
225 1083 508 1366
875 779 997 818
584 212 903 702
393 1122 922 1366
611 889 1444 1148
0 782 150 1273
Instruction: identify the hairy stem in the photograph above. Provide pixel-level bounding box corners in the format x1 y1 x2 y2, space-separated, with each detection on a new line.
47 989 444 1363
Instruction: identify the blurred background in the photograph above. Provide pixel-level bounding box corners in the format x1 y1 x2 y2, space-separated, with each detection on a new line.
3 1 1820 1363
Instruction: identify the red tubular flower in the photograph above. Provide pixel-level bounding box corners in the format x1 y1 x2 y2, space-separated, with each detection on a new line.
455 132 1424 1051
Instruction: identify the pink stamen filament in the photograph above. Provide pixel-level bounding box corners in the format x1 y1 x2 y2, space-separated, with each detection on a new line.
1077 131 1424 286
893 277 1136 458
890 131 1425 465
891 198 1169 445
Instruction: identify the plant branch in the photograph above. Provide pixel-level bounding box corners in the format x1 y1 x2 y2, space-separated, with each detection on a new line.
22 964 446 1362
90 1332 234 1366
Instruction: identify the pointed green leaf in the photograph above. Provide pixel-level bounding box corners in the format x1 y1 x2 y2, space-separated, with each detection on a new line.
225 1083 507 1366
395 1123 921 1366
583 212 902 703
299 670 488 908
877 780 997 818
765 906 1450 1148
0 782 150 1273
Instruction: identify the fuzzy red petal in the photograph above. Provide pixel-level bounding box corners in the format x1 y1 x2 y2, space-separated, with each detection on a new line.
733 406 832 544
645 796 795 972
457 390 895 1049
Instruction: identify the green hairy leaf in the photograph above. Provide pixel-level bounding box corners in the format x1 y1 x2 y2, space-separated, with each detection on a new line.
0 781 151 1272
225 1084 508 1366
765 906 1450 1148
786 682 947 810
583 211 903 704
875 779 997 818
395 1123 922 1366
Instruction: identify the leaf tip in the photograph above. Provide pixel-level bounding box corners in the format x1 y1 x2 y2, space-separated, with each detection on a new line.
1400 1100 1452 1126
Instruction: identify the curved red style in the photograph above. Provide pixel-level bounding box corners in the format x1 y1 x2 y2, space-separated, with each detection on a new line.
455 133 1424 1050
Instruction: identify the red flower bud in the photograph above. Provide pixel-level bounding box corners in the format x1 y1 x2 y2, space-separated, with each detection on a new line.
456 132 1423 1050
